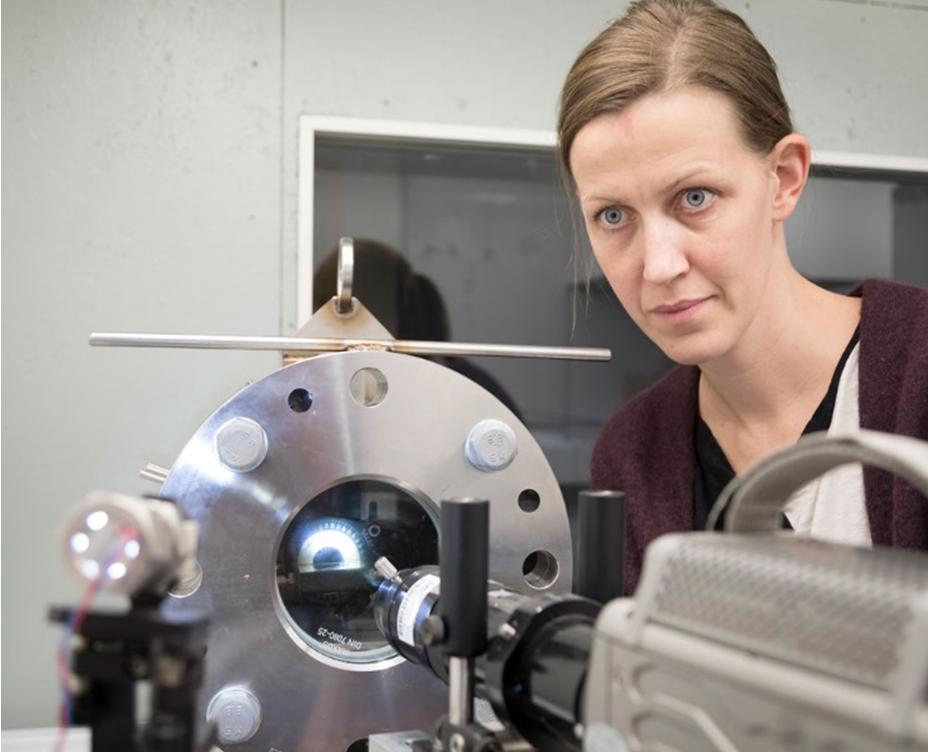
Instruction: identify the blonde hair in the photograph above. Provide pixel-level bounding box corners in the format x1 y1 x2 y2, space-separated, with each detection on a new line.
557 0 792 176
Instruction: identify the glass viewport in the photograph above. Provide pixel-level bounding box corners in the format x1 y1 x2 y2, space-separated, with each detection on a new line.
276 479 438 664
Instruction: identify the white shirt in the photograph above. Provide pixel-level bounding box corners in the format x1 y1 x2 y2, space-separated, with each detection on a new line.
783 343 871 547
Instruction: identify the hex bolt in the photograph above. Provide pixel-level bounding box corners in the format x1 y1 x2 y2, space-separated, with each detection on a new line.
215 417 268 473
206 687 262 745
465 420 517 473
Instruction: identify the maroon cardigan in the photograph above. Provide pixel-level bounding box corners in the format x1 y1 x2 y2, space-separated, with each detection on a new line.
591 279 928 595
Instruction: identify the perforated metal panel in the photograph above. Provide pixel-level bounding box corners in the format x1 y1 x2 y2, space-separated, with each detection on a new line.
649 535 928 688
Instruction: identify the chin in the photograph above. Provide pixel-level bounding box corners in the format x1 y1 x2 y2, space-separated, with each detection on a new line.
654 333 727 368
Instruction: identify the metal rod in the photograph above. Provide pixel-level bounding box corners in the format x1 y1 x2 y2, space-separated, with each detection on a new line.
447 656 474 726
140 463 170 484
89 332 612 362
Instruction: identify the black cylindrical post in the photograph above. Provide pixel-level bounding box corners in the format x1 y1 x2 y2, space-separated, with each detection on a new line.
439 497 489 656
574 490 626 603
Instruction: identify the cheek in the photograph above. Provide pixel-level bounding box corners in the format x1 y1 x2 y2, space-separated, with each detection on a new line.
590 244 642 310
694 211 761 280
694 236 736 278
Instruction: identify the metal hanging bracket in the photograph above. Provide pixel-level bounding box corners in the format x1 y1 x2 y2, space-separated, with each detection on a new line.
90 237 612 364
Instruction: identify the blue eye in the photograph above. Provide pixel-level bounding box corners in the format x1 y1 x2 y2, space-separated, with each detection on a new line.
683 189 710 208
600 207 624 226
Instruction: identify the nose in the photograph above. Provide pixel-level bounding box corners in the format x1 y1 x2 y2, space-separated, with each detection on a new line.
640 218 690 285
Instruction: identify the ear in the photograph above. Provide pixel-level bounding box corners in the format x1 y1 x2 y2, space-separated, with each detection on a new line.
769 133 811 222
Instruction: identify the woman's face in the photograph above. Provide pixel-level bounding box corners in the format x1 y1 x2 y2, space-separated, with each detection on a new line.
570 86 785 367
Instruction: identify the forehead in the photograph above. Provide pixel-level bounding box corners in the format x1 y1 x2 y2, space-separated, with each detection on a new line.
569 87 758 196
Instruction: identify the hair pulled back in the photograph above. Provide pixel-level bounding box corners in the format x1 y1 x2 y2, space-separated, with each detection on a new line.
557 0 793 176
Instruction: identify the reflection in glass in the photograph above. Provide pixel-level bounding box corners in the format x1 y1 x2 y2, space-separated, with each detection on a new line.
276 479 439 664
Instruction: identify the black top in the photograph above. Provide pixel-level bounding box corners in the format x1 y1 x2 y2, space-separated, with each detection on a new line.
693 328 861 531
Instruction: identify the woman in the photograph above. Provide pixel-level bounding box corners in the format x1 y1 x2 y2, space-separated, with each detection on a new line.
557 0 928 593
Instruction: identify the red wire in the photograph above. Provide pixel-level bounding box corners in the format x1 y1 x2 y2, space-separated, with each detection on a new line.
54 524 138 752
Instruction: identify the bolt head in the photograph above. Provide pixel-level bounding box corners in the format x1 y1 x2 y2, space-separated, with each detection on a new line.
465 420 517 473
207 687 262 744
215 417 268 473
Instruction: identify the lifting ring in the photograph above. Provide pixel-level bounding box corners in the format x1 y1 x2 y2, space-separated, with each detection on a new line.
336 237 355 314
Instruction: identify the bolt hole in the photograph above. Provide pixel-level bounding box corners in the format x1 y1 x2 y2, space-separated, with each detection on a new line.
349 368 388 407
522 550 559 590
288 388 314 413
518 489 540 512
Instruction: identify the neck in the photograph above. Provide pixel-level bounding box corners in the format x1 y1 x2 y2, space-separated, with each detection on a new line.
698 272 860 468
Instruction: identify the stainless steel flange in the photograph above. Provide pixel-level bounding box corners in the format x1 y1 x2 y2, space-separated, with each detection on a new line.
161 349 574 752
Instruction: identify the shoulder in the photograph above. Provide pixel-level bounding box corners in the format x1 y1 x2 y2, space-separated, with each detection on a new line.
856 278 928 357
856 278 928 326
854 278 928 436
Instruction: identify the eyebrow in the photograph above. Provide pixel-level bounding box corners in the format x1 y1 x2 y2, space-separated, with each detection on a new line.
578 192 623 206
659 167 716 196
579 166 718 206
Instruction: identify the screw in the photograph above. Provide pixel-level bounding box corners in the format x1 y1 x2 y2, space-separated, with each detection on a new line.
465 420 517 473
449 732 466 752
206 687 262 745
418 615 446 647
215 417 268 473
497 622 517 640
374 556 398 580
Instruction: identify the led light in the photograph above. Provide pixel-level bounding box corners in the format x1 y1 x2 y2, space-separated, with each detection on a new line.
81 560 100 579
305 529 361 570
107 562 128 580
70 532 90 554
86 511 109 531
63 492 198 598
298 526 363 572
73 517 140 580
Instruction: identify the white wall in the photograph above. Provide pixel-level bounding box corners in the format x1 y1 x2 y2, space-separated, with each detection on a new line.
2 0 283 729
4 0 928 730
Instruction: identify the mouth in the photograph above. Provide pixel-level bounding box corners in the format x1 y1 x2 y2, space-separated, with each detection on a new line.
651 297 710 323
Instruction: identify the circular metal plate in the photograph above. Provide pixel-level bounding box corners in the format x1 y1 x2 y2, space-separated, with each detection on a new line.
162 350 573 752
